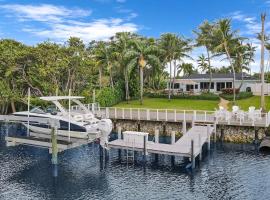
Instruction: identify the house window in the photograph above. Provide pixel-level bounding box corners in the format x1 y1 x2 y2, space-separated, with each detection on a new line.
226 82 232 88
173 83 180 89
200 82 214 89
217 82 226 91
195 84 198 89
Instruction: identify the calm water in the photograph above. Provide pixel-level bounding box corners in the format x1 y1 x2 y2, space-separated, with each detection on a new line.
1 124 270 200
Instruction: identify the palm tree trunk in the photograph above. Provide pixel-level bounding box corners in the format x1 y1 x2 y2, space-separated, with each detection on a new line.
168 61 172 100
260 13 266 112
99 66 102 89
11 100 16 113
206 49 212 92
124 68 129 103
224 44 236 104
109 68 114 88
172 60 177 96
140 66 143 105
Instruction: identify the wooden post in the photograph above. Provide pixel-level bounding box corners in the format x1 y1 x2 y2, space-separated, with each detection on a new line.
214 123 217 142
204 111 207 122
182 121 187 135
157 109 159 121
122 108 124 119
51 124 58 166
199 133 202 161
174 110 177 122
143 135 147 163
191 139 195 169
130 108 132 119
138 109 140 120
171 131 175 144
117 126 122 140
165 109 168 121
114 107 117 119
207 125 211 151
155 129 159 143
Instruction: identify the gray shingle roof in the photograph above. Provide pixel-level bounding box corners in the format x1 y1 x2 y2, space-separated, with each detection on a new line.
180 73 258 80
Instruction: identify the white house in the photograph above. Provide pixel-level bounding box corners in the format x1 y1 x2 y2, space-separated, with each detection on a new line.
167 73 261 94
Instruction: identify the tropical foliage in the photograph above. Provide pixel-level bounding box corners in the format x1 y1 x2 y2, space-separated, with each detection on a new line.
0 17 260 114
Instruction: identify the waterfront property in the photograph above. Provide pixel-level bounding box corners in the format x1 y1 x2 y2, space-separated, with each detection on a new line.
166 73 262 94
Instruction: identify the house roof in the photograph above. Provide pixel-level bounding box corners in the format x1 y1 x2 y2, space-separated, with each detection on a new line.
180 73 258 81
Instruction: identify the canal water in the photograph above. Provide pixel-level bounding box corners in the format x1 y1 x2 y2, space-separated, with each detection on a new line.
1 124 270 200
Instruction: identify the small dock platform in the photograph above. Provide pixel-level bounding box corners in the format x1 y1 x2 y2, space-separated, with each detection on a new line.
108 125 214 168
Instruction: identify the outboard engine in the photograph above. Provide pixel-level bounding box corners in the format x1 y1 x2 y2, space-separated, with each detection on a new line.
97 119 112 148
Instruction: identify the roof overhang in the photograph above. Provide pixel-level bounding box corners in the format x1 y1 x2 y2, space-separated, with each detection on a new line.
170 79 198 84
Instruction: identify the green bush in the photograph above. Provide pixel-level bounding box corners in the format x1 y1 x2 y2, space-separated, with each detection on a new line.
219 92 253 101
95 83 125 107
145 92 219 101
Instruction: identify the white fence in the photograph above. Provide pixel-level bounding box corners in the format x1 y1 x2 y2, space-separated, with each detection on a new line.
71 103 270 127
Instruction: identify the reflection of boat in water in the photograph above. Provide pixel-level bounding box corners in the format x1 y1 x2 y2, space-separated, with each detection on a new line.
12 96 112 147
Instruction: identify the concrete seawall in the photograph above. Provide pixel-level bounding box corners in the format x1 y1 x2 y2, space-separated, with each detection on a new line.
113 119 267 143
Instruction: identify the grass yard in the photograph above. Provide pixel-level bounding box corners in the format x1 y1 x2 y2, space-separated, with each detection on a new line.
232 96 270 111
114 97 219 111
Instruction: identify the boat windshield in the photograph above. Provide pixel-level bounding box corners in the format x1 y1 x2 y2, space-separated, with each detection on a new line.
30 107 46 114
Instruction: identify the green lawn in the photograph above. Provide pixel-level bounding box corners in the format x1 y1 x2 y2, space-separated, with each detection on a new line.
233 96 270 111
114 98 219 111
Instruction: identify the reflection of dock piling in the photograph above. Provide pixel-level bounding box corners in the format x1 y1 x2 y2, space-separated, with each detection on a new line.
108 125 214 169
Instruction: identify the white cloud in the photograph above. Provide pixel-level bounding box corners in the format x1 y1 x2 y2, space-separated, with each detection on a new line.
22 19 138 42
0 4 91 22
0 3 138 42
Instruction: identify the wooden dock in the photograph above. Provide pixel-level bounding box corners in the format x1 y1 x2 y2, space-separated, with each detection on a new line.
108 125 214 168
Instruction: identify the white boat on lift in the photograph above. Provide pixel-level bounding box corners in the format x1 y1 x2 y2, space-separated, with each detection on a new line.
12 96 112 147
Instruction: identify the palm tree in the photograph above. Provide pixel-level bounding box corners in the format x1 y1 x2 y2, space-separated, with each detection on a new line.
260 13 266 112
171 37 192 95
159 33 178 100
194 21 215 91
127 38 160 104
94 41 115 88
112 32 135 103
213 19 241 104
177 63 194 77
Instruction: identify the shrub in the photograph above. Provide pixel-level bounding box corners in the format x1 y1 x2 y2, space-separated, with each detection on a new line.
95 83 125 107
221 88 240 95
219 92 253 101
145 92 219 101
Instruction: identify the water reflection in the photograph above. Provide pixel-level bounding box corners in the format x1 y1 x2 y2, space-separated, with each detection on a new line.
1 124 270 199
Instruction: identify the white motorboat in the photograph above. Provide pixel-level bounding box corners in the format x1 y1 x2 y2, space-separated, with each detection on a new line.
13 96 112 147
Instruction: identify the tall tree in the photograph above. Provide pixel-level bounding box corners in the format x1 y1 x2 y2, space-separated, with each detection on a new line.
260 13 266 111
127 37 160 104
213 19 241 104
194 21 215 91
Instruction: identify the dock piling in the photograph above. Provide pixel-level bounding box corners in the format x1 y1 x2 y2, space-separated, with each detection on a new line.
117 126 122 140
207 125 211 151
154 129 159 143
171 131 175 144
182 120 186 135
191 139 195 169
51 125 58 165
143 135 147 164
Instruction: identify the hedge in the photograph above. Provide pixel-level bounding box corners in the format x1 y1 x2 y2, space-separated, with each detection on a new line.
145 92 220 101
219 92 253 101
95 83 125 107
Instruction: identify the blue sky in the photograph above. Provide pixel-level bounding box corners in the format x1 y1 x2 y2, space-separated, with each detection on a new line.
0 0 269 72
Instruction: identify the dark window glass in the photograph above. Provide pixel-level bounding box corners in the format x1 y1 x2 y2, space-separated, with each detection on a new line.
226 82 232 88
195 84 198 89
